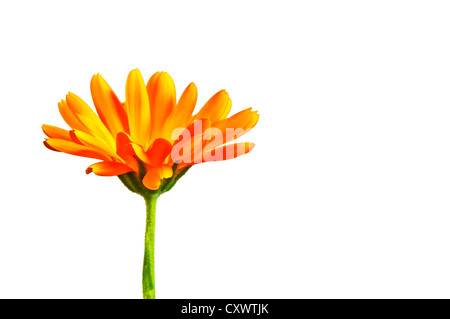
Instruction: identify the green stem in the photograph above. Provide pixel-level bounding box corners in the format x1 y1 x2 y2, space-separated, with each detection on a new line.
118 165 191 299
142 194 158 299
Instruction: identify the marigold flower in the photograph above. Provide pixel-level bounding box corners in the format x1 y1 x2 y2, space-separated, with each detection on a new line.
42 69 259 298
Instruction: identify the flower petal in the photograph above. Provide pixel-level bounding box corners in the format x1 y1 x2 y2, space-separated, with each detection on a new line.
44 138 110 160
86 161 133 176
58 99 87 131
73 130 116 158
206 108 259 148
125 69 151 148
65 92 116 149
193 90 231 124
142 167 162 190
130 143 152 165
163 82 197 141
90 73 129 136
141 165 174 190
159 164 173 179
42 124 73 141
115 132 140 172
147 138 172 166
146 72 176 141
116 132 134 157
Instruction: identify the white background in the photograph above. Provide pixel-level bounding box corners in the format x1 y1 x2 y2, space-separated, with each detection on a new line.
1 0 450 299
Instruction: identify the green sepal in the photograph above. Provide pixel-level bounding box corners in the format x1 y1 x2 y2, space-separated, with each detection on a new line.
117 160 192 198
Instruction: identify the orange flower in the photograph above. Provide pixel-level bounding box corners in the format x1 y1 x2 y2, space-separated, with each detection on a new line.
43 69 259 299
43 69 259 191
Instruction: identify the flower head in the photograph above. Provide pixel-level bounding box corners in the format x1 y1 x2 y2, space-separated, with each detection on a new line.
43 69 259 191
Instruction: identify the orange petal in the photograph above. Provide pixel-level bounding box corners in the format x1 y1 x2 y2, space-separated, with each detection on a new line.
43 140 60 152
72 130 116 158
147 138 172 166
129 138 172 166
58 99 87 131
69 130 82 144
146 72 176 141
209 108 259 146
65 92 116 148
42 124 72 141
115 132 140 172
193 90 231 124
90 73 129 136
86 161 133 176
44 138 110 160
141 165 174 190
159 164 174 179
116 132 134 157
202 142 255 162
163 82 197 141
125 69 151 148
173 82 197 126
123 156 140 173
142 167 162 190
221 108 259 131
131 143 152 165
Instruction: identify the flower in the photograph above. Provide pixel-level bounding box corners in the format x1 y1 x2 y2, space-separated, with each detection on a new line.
43 69 259 191
42 69 259 299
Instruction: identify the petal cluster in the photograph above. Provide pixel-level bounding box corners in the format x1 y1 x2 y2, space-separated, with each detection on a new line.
43 69 259 190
